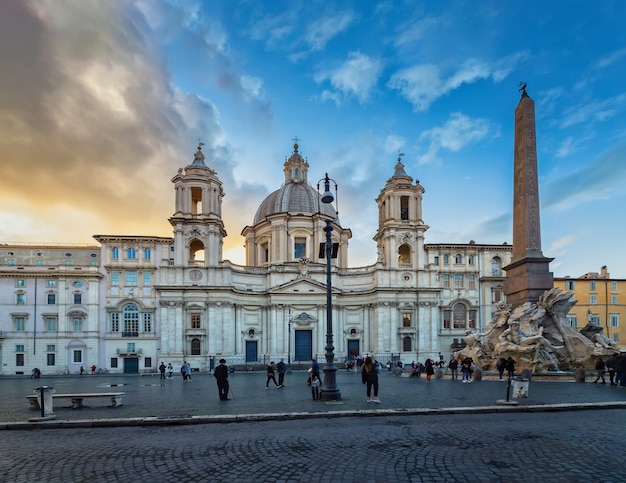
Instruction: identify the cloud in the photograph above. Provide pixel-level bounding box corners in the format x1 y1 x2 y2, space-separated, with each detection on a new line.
558 94 626 129
543 144 626 210
593 47 626 70
387 52 528 111
314 52 383 104
305 11 355 51
416 112 498 165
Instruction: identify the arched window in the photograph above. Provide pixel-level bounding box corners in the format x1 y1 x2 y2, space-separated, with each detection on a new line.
455 254 462 264
191 338 201 355
189 239 205 265
112 247 119 259
453 303 467 329
403 336 412 352
491 257 502 276
123 304 139 335
127 248 136 259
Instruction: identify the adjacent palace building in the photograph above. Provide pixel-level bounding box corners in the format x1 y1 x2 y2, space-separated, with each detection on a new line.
0 143 621 375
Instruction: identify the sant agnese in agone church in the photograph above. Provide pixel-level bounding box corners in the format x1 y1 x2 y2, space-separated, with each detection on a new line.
2 109 530 377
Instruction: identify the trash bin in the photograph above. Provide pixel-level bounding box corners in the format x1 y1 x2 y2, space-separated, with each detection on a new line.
511 377 529 399
34 386 56 416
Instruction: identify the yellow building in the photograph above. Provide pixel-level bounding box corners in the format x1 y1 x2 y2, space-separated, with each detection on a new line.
554 266 625 350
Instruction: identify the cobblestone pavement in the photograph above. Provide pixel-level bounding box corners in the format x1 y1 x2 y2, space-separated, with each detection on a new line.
1 409 624 482
2 370 626 426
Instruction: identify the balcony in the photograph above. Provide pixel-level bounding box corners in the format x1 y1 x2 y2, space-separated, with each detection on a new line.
186 328 206 337
121 331 139 337
117 348 143 355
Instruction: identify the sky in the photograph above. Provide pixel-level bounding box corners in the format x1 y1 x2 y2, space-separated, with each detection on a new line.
1 0 625 279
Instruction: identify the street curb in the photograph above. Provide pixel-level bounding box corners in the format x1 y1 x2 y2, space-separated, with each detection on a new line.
3 401 626 431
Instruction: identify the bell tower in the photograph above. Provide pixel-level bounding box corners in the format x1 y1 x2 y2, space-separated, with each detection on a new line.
373 155 428 269
169 144 226 267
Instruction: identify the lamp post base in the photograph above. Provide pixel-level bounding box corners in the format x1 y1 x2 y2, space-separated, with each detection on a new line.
320 364 342 401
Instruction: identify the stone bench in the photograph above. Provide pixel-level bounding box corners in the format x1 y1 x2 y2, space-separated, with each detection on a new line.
27 392 125 409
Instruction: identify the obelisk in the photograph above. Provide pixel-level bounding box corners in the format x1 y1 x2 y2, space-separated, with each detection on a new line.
503 84 553 306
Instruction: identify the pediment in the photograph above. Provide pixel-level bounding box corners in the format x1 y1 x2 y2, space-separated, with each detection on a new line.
269 277 340 295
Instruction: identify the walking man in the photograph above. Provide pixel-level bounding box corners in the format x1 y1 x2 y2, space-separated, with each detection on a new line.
214 358 230 400
159 361 166 380
276 358 287 388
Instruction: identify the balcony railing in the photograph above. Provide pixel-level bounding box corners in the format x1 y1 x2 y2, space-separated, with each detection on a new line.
121 331 139 337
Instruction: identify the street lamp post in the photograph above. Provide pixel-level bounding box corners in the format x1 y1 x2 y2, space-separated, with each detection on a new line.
287 309 292 373
317 173 341 400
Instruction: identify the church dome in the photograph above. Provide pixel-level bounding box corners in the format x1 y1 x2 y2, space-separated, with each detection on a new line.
253 143 337 224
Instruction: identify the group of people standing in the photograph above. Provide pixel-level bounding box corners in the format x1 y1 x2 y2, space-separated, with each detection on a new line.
593 352 626 386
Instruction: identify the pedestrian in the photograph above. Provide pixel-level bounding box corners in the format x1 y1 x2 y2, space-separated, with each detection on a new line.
593 357 606 384
605 353 618 386
361 356 380 403
506 357 516 379
214 358 230 400
448 356 458 380
461 357 473 383
159 362 166 380
167 363 173 379
80 366 85 375
276 358 287 388
181 361 190 382
91 365 96 374
265 361 279 389
310 358 322 383
616 351 626 387
310 374 321 399
496 358 507 380
425 358 434 382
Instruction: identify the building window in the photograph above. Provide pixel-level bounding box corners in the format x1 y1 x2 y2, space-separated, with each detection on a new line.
14 317 26 331
400 196 409 220
64 260 72 266
143 248 151 259
294 237 306 259
261 242 269 263
468 255 474 265
127 248 136 259
126 270 137 286
73 318 83 332
47 280 56 287
16 344 25 352
398 245 411 264
47 293 56 304
443 254 449 265
491 257 502 276
127 343 136 352
442 274 450 288
590 280 596 291
611 295 618 305
143 272 152 286
112 247 119 259
191 338 201 355
403 336 412 351
468 274 476 289
453 304 467 329
590 295 597 305
143 313 152 332
123 304 139 335
145 357 152 368
468 310 477 329
111 271 120 285
111 358 118 368
16 279 25 287
612 281 617 291
434 256 439 265
110 312 119 332
565 280 575 290
16 293 26 305
47 344 55 352
73 350 82 363
454 274 463 288
16 354 25 366
73 293 82 304
610 314 619 327
191 314 201 329
443 310 451 329
36 260 45 266
45 317 56 332
47 354 56 366
402 314 411 327
455 254 462 264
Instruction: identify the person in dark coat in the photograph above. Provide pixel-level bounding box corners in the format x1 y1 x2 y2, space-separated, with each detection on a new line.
361 356 380 403
616 352 626 387
496 358 507 380
506 357 516 379
213 359 229 400
265 361 279 389
605 353 619 386
425 359 435 382
276 358 287 388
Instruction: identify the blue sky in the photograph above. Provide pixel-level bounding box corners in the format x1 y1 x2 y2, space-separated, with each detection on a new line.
1 0 625 278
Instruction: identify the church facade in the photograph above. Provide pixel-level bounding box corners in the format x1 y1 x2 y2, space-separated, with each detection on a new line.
0 143 512 375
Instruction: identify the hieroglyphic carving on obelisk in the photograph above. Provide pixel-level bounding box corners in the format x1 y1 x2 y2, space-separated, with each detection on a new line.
503 84 553 306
